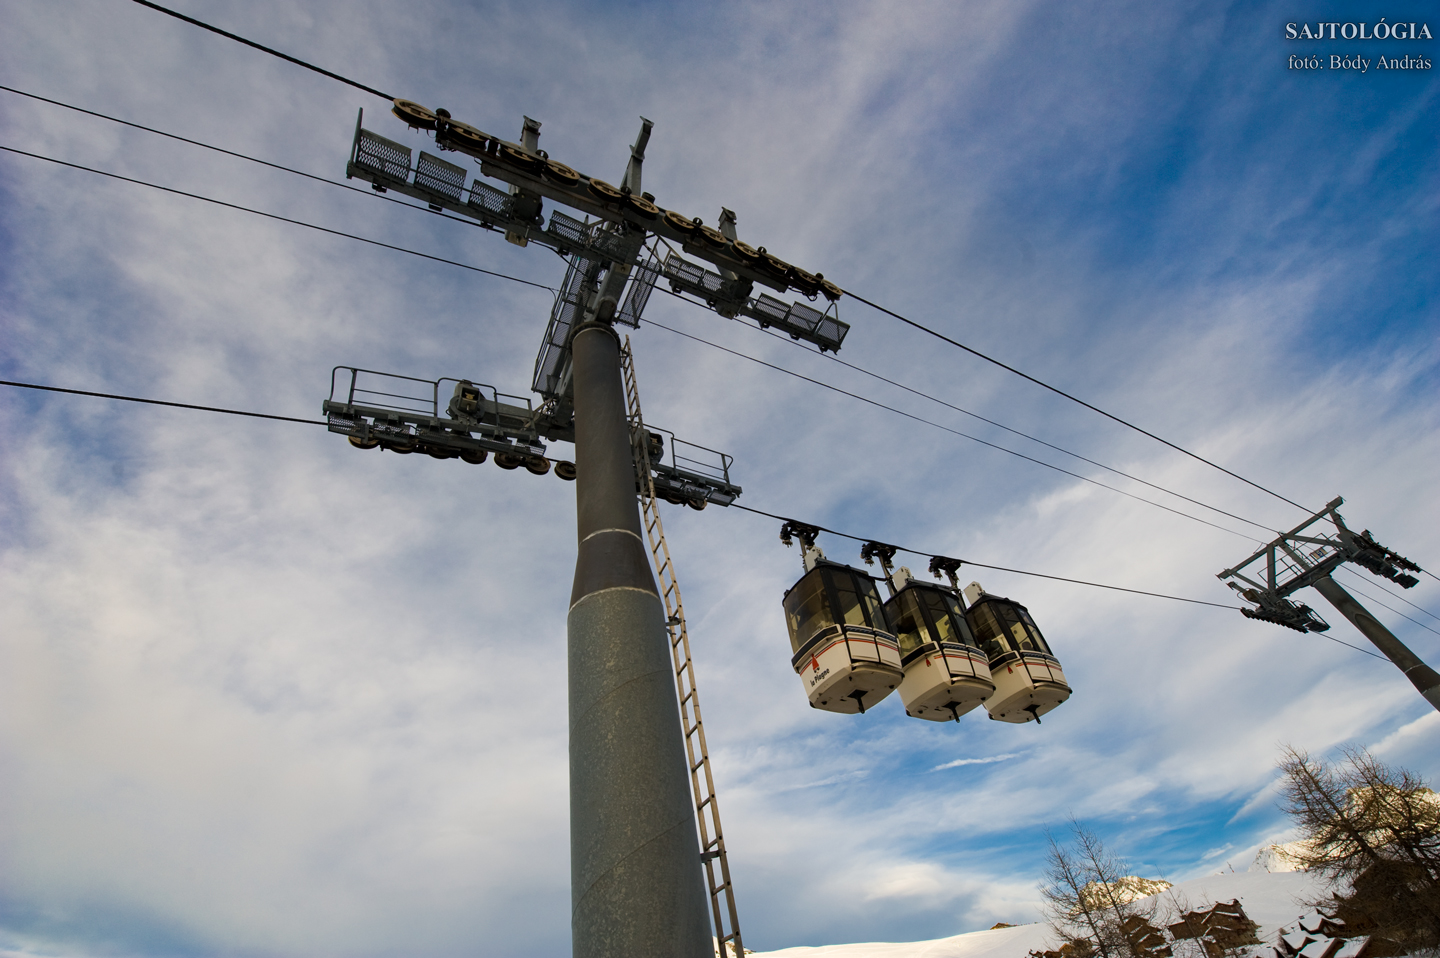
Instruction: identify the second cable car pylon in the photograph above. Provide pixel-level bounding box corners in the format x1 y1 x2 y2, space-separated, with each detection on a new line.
1218 496 1440 712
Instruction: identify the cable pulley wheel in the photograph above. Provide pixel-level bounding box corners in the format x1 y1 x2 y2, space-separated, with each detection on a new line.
587 178 624 202
498 144 541 172
695 224 728 247
542 159 581 186
687 498 708 511
523 456 551 476
391 99 437 130
554 460 578 481
662 209 697 233
819 278 843 302
348 435 380 450
444 121 489 154
626 193 660 219
790 266 822 297
460 449 488 464
731 240 762 263
760 249 791 275
494 451 526 470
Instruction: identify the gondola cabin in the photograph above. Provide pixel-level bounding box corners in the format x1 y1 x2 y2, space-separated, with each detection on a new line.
782 548 903 713
882 568 995 722
961 582 1070 723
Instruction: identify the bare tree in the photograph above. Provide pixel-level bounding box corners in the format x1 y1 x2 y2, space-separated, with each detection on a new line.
1040 823 1169 958
1278 745 1440 955
1042 827 1112 958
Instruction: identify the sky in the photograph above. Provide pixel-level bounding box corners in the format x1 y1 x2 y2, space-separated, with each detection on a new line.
1 1 1437 956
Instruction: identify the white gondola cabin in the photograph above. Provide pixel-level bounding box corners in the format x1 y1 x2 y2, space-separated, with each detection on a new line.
782 548 903 713
882 568 995 722
961 582 1070 723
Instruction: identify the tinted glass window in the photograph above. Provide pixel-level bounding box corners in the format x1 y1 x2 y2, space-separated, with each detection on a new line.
996 603 1038 653
965 602 1008 659
783 572 832 652
920 589 978 648
832 573 870 627
860 577 888 631
1018 608 1052 654
888 590 928 656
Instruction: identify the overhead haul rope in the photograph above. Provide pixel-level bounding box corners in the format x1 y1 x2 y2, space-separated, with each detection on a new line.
639 314 1259 542
0 146 557 293
838 292 1315 516
741 317 1278 534
643 235 1279 536
1337 564 1440 624
724 502 1398 661
128 0 394 100
0 377 1234 608
0 139 1364 552
1 379 324 425
0 379 1405 663
724 502 1241 609
0 84 508 237
1336 568 1440 640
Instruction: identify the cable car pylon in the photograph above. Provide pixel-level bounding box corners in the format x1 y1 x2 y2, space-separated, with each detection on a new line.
1218 496 1440 712
621 339 744 958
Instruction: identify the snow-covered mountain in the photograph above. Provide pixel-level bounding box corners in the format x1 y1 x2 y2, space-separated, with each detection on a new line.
751 868 1329 958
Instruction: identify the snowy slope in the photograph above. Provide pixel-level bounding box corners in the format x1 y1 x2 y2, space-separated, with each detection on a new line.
752 869 1328 958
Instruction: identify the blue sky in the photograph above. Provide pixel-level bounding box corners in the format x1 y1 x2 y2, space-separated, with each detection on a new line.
1 1 1437 956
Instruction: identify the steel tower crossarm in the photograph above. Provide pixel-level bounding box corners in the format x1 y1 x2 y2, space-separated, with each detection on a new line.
1218 497 1439 713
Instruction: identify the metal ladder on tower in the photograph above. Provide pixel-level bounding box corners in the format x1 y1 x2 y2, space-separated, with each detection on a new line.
620 338 745 958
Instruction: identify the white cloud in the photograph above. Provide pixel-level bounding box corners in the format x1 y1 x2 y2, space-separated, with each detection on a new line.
932 753 1021 771
2 0 1437 955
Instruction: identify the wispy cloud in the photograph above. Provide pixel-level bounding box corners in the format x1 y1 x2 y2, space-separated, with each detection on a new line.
932 753 1022 772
